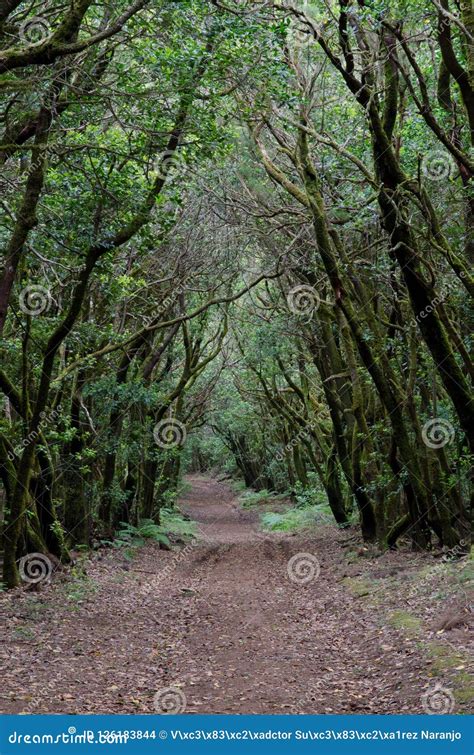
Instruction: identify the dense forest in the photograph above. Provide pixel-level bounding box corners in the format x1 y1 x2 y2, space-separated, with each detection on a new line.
0 0 472 596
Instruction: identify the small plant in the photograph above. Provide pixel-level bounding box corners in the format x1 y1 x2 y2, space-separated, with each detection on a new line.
294 481 328 508
160 488 179 509
13 625 36 640
239 489 285 508
115 519 171 548
261 504 332 532
65 569 98 607
230 479 247 494
160 508 195 538
50 517 69 560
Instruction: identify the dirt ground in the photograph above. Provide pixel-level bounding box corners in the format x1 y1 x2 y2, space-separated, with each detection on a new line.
1 474 472 714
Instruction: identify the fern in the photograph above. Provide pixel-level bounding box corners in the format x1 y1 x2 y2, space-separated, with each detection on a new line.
261 505 332 532
115 511 195 547
116 519 170 547
160 508 196 537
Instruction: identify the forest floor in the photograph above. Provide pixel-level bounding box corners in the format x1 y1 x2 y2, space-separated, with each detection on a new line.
1 475 472 715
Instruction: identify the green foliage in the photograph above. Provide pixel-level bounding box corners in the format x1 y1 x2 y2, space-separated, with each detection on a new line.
239 489 286 508
114 508 194 548
261 505 332 532
50 519 68 558
64 569 98 608
115 520 171 548
160 508 196 538
231 479 247 493
294 479 328 509
0 0 472 590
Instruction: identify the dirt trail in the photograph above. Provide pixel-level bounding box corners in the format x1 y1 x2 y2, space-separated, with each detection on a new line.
1 475 470 714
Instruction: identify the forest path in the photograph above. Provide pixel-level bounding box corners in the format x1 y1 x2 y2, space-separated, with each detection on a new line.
161 475 429 714
1 475 467 714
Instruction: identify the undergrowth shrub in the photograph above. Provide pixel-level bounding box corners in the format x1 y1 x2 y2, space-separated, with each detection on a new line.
114 508 195 549
239 489 285 508
260 505 332 532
